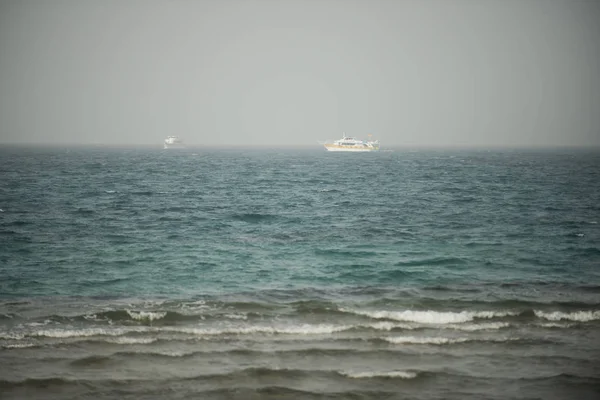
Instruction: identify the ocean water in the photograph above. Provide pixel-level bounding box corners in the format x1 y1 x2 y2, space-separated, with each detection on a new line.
1 146 599 399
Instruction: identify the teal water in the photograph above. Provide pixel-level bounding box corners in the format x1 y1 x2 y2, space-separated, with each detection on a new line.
1 147 599 399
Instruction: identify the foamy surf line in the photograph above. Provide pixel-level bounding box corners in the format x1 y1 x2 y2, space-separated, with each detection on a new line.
534 310 600 322
106 337 157 345
1 343 37 349
341 308 600 324
384 336 521 345
11 324 353 341
29 327 149 339
7 309 595 343
126 310 167 321
163 324 352 336
339 308 518 324
341 370 418 379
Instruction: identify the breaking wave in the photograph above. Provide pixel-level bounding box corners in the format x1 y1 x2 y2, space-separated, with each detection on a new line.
126 310 167 322
384 336 520 345
340 308 517 324
31 327 147 338
534 310 600 322
341 370 418 379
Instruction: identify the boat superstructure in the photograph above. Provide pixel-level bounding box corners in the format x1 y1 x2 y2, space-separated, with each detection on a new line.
164 136 185 149
323 134 380 152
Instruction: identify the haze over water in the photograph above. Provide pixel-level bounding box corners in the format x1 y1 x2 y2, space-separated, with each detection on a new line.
1 0 599 148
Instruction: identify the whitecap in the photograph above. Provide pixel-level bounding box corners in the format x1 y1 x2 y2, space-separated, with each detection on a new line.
384 335 519 345
446 322 510 331
534 310 600 322
126 310 167 322
342 370 418 379
340 308 516 324
223 313 248 320
164 323 350 336
32 327 146 338
0 332 25 340
384 336 469 345
537 322 575 328
26 320 53 327
363 321 415 331
106 337 157 345
2 343 36 349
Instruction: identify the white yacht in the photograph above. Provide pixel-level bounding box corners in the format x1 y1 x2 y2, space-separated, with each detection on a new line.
323 134 380 152
164 136 185 149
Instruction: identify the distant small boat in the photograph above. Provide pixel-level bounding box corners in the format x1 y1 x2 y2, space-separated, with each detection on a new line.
322 134 380 152
164 136 185 149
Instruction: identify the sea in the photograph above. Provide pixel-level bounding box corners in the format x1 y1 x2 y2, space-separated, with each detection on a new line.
1 146 599 400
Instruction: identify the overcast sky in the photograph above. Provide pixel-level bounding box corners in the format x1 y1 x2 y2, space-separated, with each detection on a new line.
0 0 598 148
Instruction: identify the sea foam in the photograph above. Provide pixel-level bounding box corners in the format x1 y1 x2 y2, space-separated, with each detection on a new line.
342 370 418 379
534 310 600 322
384 336 470 345
126 310 167 322
384 336 519 345
446 322 510 331
2 343 36 349
165 323 351 336
106 337 157 345
32 327 146 338
341 308 516 324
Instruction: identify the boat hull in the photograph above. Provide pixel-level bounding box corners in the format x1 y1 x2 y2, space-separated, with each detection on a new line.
324 144 379 152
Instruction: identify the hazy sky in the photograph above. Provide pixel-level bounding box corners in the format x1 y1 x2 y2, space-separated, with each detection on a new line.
0 0 598 147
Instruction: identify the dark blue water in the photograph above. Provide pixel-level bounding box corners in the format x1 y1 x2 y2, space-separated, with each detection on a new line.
1 146 599 399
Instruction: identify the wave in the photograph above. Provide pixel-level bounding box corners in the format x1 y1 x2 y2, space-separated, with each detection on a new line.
179 366 423 383
0 332 25 340
131 191 154 196
1 220 30 227
577 284 600 293
69 355 112 367
105 337 157 345
1 343 37 349
3 320 418 345
536 322 575 329
534 310 600 322
360 321 415 331
81 309 204 324
126 310 167 322
341 370 418 379
383 336 521 345
191 386 402 399
422 284 481 293
163 323 352 336
14 323 351 341
5 307 595 344
340 308 517 324
0 377 77 390
231 213 277 223
315 249 380 258
446 322 510 331
394 257 467 267
3 373 593 398
31 327 147 338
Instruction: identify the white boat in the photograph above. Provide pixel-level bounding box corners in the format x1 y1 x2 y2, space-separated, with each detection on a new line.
164 136 185 149
323 134 380 152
